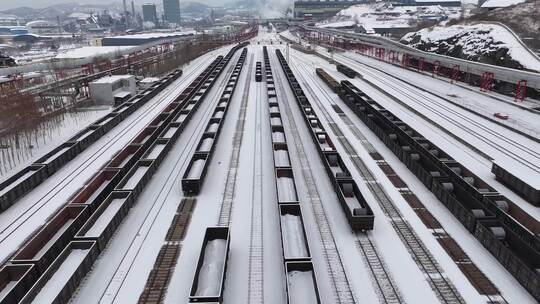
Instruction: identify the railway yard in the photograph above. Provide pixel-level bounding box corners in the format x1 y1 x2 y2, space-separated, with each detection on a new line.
0 29 539 304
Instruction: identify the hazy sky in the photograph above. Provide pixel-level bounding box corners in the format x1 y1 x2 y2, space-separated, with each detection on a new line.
4 0 116 9
2 0 229 10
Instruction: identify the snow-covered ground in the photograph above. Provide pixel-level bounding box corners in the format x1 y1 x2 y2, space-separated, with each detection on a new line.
55 46 136 60
0 106 111 180
317 3 461 32
1 30 538 304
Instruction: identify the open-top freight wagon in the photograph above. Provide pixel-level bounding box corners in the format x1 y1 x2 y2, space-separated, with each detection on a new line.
276 50 375 231
338 79 540 301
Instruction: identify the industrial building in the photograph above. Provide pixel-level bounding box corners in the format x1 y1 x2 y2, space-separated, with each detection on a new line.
101 31 195 46
163 0 181 24
89 74 136 105
142 4 158 24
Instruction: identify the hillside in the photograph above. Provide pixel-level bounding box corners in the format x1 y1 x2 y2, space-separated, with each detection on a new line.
401 23 540 72
451 0 539 50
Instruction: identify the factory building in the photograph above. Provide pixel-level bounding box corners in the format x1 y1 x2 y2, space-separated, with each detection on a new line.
163 0 181 24
101 31 195 46
142 4 158 24
89 75 136 105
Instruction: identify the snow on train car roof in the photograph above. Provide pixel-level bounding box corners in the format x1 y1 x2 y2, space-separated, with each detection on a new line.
493 158 540 190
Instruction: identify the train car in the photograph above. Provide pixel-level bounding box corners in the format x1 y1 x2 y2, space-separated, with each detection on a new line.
315 67 340 92
255 61 262 82
18 241 98 304
279 204 311 261
34 142 81 176
284 261 322 304
0 164 48 212
338 79 540 300
482 194 540 252
431 176 496 232
189 227 230 303
115 160 156 199
335 179 375 230
492 160 540 206
11 205 90 274
141 138 172 167
182 153 209 194
91 113 122 133
443 162 498 201
475 219 540 301
68 168 122 211
0 264 38 304
336 64 357 78
68 125 105 151
275 168 300 204
75 191 134 252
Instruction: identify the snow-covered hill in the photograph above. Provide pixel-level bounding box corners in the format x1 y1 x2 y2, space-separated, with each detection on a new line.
316 3 461 33
401 23 540 72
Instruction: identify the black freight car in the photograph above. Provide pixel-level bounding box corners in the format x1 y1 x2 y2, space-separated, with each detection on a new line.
255 61 262 82
338 79 540 301
336 64 357 78
276 50 375 231
189 227 230 303
315 67 340 92
492 160 539 206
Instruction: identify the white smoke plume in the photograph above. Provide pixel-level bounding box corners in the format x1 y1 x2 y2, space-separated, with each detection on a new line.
255 0 293 18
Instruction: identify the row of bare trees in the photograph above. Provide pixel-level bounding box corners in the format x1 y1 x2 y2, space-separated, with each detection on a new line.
0 40 218 177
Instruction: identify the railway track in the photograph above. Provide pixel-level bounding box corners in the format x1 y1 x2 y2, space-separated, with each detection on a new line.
335 54 540 174
217 54 254 226
137 197 197 304
0 55 216 264
247 61 264 304
290 56 404 304
289 54 465 304
270 50 357 304
298 55 511 303
91 52 243 303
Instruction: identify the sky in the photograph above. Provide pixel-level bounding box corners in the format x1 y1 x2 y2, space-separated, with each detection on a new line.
1 0 230 10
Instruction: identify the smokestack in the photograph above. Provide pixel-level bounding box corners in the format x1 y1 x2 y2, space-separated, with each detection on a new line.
131 1 135 17
123 0 127 15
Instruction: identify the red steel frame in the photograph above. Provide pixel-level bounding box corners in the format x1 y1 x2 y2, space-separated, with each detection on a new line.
451 65 460 83
515 80 527 101
480 72 494 92
432 60 441 77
